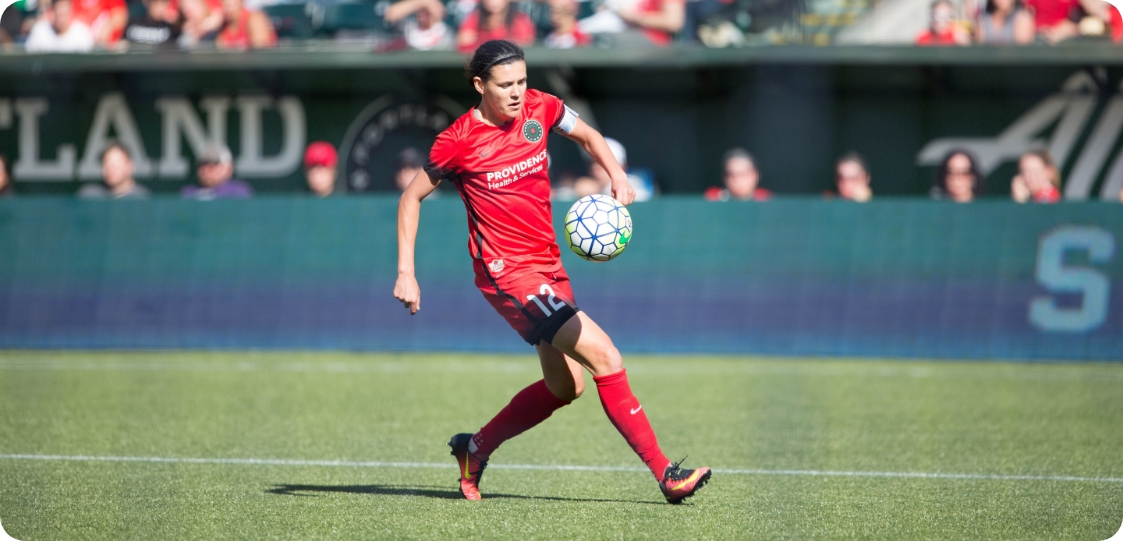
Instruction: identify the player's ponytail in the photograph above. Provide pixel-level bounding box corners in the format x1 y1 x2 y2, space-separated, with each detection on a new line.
465 40 525 86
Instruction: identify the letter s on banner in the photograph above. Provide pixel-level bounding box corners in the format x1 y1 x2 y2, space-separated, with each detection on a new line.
1029 226 1115 332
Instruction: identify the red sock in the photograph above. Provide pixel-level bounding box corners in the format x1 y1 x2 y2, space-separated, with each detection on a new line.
471 379 570 460
593 369 671 482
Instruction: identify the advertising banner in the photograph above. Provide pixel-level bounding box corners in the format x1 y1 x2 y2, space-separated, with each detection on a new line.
1 197 1119 360
4 64 1123 198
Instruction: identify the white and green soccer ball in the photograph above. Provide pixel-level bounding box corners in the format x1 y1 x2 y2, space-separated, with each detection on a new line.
564 194 632 262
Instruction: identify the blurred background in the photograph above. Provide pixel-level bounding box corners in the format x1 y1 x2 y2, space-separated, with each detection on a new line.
0 0 1121 361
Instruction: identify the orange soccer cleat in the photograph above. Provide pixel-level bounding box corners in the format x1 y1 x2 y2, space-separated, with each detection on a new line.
448 433 488 501
659 459 712 504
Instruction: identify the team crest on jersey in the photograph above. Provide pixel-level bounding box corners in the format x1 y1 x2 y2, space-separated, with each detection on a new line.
522 120 544 143
488 259 505 274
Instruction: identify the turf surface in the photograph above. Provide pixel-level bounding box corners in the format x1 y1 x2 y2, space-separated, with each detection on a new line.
0 351 1121 540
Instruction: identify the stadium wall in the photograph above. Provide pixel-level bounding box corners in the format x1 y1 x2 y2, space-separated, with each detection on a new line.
1 197 1121 360
5 57 1123 198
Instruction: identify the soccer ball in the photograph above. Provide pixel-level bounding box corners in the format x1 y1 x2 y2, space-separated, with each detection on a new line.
563 194 632 262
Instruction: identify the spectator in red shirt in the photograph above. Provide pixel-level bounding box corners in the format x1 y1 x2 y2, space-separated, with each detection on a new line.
1024 0 1074 40
215 0 276 49
545 0 591 48
71 0 127 45
622 0 685 45
706 148 771 201
456 0 535 52
1021 0 1110 41
1011 149 1061 203
976 0 1035 43
916 0 971 44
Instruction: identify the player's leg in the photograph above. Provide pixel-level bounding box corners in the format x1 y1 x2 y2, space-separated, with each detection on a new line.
549 311 712 503
449 282 579 501
536 342 584 402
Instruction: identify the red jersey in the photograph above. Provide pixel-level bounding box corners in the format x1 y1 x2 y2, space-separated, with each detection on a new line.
216 8 277 49
1025 0 1077 28
456 11 536 52
72 0 126 42
426 89 567 285
1032 184 1061 203
915 28 959 45
635 0 684 46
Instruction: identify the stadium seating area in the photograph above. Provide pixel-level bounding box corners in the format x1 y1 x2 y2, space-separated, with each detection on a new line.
4 0 1123 51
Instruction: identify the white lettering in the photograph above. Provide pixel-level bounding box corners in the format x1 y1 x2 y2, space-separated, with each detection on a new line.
1029 227 1115 332
78 93 153 179
483 150 549 189
155 96 230 178
13 98 75 181
234 96 305 177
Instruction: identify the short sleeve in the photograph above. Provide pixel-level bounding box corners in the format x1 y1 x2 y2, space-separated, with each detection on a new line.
425 128 461 181
537 91 566 131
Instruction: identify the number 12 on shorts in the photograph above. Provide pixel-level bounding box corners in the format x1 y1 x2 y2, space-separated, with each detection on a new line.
526 284 566 316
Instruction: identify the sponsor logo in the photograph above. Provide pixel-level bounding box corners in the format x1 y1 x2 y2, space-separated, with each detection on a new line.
630 405 642 415
488 259 505 274
484 150 548 190
340 96 463 192
3 93 306 182
523 119 543 143
917 71 1123 201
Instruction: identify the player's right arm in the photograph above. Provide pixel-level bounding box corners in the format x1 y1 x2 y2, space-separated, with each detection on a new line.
394 170 441 315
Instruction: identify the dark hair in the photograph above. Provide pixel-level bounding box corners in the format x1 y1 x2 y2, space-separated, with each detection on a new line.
465 40 525 85
100 140 132 163
723 147 755 169
984 0 1022 13
936 149 984 196
477 0 517 32
836 151 868 175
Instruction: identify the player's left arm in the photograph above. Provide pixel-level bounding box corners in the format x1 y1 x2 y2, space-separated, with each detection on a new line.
560 118 635 205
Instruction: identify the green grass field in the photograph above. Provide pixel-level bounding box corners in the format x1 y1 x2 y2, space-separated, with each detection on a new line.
1 351 1121 540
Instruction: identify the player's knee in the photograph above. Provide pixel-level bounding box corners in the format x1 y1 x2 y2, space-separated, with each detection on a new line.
572 377 585 399
592 343 623 374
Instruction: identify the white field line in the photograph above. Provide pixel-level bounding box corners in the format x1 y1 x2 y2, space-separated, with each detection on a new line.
1 454 1120 483
0 359 1121 382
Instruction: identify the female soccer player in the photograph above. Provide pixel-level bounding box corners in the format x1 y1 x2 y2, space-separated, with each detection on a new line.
393 39 711 504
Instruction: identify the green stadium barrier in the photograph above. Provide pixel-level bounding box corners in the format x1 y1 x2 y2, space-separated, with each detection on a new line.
0 196 1120 359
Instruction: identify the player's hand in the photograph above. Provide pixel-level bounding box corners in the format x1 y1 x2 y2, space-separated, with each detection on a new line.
393 272 421 315
611 178 635 206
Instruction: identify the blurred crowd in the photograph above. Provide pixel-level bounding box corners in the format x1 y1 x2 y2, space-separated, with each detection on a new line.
0 0 758 52
7 0 278 52
704 146 1075 203
0 135 1106 204
2 0 1120 52
916 0 1122 44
